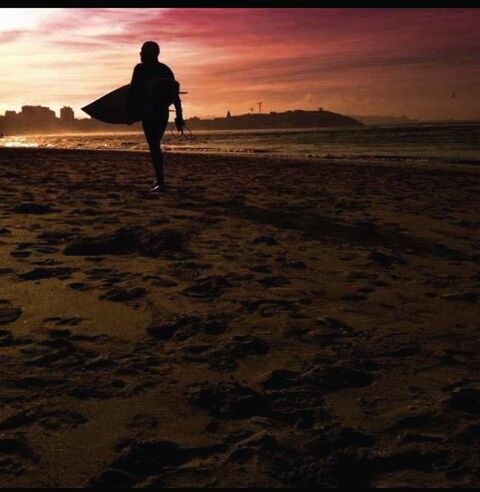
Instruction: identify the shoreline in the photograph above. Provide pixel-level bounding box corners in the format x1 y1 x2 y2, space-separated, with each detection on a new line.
1 146 480 174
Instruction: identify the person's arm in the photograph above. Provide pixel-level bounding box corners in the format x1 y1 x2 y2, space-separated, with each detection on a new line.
173 88 185 131
126 65 142 124
174 92 183 118
167 66 185 131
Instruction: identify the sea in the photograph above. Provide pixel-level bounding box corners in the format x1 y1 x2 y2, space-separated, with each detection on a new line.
0 122 479 165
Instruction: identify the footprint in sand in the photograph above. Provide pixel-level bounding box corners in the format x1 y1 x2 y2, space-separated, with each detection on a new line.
187 382 268 419
0 330 31 348
0 434 38 476
445 387 480 416
147 316 229 341
0 407 88 432
10 250 32 258
147 316 202 341
250 264 273 274
183 276 232 299
18 267 76 281
100 287 147 303
251 235 279 246
258 276 291 288
43 316 84 326
127 414 159 433
36 229 76 245
204 335 270 372
0 300 22 324
89 439 225 488
242 298 298 317
297 316 361 344
68 282 90 291
261 364 374 393
63 227 185 257
341 293 368 302
280 260 307 270
11 202 54 214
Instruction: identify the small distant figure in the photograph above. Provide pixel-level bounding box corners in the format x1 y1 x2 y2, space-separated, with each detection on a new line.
126 41 185 192
0 133 3 138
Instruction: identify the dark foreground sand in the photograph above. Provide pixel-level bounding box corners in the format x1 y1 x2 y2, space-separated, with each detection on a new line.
0 147 479 487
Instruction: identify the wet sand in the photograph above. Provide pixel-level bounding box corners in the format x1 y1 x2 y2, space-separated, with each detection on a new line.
0 147 479 487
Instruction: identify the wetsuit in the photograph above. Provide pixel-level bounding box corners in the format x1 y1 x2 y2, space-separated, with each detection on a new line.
127 62 182 186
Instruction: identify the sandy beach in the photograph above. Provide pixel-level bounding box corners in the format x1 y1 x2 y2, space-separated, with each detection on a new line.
0 147 479 487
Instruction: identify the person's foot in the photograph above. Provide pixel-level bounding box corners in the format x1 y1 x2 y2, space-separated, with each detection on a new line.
150 182 167 192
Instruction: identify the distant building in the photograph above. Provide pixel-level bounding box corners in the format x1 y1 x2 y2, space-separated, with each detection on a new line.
1 103 146 134
60 106 75 122
21 105 56 124
0 103 364 135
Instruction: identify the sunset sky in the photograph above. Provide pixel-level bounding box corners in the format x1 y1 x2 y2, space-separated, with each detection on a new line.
0 8 479 120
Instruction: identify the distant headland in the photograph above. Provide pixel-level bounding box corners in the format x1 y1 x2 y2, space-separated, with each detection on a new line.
0 105 362 135
185 108 362 130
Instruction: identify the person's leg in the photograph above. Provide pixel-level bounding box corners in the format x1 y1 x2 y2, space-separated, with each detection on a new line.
142 118 164 186
154 111 169 186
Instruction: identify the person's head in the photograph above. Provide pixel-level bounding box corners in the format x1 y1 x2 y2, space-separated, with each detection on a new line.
140 41 159 63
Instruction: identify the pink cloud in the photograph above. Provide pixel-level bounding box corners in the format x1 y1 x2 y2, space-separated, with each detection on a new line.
0 8 479 120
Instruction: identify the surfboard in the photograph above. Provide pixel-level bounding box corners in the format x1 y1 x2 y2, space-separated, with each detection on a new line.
82 85 131 124
82 81 186 124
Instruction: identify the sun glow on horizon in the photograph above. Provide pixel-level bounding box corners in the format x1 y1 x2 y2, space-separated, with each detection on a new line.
0 8 50 30
0 8 479 121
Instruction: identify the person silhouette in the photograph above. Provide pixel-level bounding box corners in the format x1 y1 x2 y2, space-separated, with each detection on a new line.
126 41 185 191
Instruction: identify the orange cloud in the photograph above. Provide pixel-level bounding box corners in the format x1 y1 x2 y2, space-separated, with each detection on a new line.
0 8 478 120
